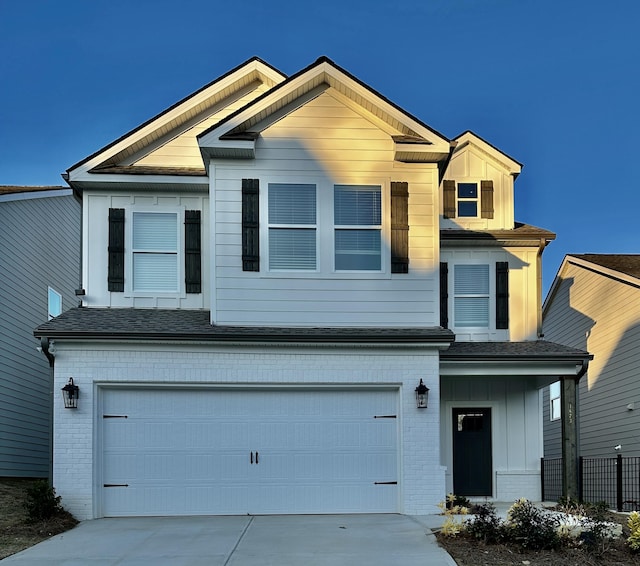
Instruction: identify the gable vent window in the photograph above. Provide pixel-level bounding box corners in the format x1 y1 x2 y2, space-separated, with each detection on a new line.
454 264 490 327
132 212 178 292
268 183 317 270
334 185 381 271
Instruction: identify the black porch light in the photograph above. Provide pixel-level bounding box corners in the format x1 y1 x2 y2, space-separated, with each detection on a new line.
415 379 429 409
61 378 79 409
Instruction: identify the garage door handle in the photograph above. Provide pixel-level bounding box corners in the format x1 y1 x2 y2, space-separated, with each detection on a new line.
256 451 259 464
250 452 253 464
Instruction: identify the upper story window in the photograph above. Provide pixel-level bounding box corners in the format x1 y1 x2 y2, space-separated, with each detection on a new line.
440 261 509 330
550 381 561 420
457 183 478 217
334 185 381 271
244 178 408 275
454 264 490 327
48 287 62 320
108 208 201 295
132 212 179 292
443 180 494 220
267 183 317 270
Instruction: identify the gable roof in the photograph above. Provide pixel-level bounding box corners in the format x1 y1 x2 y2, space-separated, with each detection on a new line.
64 57 286 189
543 254 640 314
450 130 522 178
198 56 452 163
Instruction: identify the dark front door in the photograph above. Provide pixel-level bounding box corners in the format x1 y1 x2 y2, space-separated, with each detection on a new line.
452 408 492 496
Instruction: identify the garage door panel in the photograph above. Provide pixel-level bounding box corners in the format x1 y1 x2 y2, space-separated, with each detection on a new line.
101 388 398 516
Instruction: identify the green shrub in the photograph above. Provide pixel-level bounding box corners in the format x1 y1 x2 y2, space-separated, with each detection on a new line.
465 503 504 544
505 498 561 550
23 480 63 522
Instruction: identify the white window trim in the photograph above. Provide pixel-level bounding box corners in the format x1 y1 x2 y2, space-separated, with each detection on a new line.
456 179 483 219
124 206 186 298
450 261 494 330
259 175 390 278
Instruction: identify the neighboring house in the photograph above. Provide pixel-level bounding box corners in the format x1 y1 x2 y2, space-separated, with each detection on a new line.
34 56 589 520
543 254 640 458
0 186 81 478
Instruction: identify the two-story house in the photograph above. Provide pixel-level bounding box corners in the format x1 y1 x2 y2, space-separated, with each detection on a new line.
34 57 590 520
1 185 80 479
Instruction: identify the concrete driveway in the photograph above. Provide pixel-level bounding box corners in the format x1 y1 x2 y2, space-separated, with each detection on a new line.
1 514 456 565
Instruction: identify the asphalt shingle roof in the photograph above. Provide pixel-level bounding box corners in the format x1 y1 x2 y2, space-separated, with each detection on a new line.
34 308 455 344
570 254 640 280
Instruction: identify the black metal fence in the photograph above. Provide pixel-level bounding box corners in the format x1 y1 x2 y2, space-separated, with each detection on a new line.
541 455 640 511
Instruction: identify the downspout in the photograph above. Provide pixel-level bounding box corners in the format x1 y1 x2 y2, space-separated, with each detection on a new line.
40 337 55 367
536 237 548 337
39 337 55 484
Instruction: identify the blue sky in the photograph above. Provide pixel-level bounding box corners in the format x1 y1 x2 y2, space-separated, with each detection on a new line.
1 0 638 294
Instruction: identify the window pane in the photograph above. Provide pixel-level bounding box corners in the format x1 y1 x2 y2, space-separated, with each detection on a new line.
334 185 381 226
133 212 177 250
454 265 489 294
335 229 381 270
458 201 477 217
48 287 62 319
455 297 489 327
133 253 178 291
269 228 316 270
458 183 477 198
268 184 316 225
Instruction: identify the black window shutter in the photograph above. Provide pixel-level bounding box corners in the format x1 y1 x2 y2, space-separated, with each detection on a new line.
242 179 260 272
496 261 509 329
443 180 456 218
440 262 449 328
108 208 125 292
481 180 494 219
391 182 409 274
185 210 201 293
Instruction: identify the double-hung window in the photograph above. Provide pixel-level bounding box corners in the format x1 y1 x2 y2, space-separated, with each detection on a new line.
457 183 478 217
454 264 490 327
550 382 561 420
268 183 317 270
334 184 382 271
132 212 179 292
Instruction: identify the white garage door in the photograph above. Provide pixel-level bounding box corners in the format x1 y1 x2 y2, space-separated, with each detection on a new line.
100 388 398 516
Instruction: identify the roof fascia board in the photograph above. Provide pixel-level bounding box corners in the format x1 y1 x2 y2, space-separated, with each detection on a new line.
0 188 72 202
440 359 586 377
70 175 208 192
67 58 286 179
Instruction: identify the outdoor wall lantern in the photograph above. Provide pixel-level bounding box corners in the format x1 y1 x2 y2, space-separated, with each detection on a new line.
415 379 429 409
61 378 79 409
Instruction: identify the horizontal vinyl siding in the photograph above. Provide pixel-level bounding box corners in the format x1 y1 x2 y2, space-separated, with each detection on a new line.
543 262 640 457
0 194 81 476
212 91 439 327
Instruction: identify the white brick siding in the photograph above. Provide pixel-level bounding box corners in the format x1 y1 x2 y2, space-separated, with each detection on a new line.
53 342 444 519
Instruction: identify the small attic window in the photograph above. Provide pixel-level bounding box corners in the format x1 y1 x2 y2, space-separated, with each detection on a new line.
457 183 478 217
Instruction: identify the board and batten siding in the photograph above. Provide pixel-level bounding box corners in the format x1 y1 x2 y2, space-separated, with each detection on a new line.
441 375 543 501
441 144 515 231
440 247 540 342
210 91 439 327
543 261 640 457
0 191 81 477
82 192 209 309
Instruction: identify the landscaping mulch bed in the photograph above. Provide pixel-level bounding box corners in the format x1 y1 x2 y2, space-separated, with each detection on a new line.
436 511 637 566
0 478 78 560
